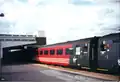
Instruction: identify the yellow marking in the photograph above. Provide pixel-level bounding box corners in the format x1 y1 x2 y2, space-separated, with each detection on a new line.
81 67 90 69
97 68 108 71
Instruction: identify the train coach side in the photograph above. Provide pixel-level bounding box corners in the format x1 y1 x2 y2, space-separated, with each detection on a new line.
69 37 99 71
31 32 120 75
97 33 120 74
36 43 73 66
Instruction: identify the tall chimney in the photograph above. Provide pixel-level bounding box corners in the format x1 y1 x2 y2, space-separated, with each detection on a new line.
35 30 46 45
38 30 45 37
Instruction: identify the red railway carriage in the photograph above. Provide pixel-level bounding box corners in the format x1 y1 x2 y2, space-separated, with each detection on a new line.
36 43 73 66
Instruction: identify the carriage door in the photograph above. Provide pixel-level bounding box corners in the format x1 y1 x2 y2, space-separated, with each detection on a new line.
73 43 89 67
90 43 98 70
71 45 81 67
78 43 90 68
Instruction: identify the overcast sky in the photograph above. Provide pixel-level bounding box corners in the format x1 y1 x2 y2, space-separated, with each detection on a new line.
0 0 120 44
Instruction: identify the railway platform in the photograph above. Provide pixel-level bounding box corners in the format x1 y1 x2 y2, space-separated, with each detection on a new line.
1 62 119 82
1 63 64 81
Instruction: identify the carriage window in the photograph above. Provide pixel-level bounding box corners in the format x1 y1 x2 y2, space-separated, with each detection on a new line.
66 48 70 54
113 39 120 43
44 50 48 55
40 51 43 55
100 44 106 51
76 45 81 55
57 49 63 55
83 43 88 53
100 41 107 51
66 48 73 55
83 46 88 51
50 50 55 55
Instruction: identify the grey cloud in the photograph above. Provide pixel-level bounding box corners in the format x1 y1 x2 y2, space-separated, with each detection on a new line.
100 24 120 31
0 21 10 28
0 0 21 34
17 0 28 3
69 0 95 5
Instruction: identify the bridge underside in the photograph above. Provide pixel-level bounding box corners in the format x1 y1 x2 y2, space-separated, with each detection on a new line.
0 34 46 65
2 44 37 64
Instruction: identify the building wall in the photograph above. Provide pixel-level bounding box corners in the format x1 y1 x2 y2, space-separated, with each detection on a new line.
36 37 46 45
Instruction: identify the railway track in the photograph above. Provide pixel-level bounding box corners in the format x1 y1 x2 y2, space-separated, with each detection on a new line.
32 63 120 81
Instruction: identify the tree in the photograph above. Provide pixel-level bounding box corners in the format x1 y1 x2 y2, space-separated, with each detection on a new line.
0 13 4 17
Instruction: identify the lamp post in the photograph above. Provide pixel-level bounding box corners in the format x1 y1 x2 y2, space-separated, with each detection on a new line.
0 12 4 81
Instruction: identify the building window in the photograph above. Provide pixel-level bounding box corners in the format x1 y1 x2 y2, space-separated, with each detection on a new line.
6 39 13 41
5 35 11 36
57 49 63 55
40 51 43 55
13 35 19 36
44 50 48 55
50 50 55 55
0 39 4 41
29 39 35 41
13 39 21 41
21 35 26 37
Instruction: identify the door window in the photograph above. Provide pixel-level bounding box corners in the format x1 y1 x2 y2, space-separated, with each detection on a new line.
100 41 110 51
83 43 88 54
75 45 81 55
